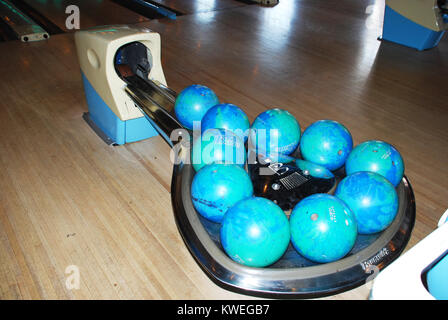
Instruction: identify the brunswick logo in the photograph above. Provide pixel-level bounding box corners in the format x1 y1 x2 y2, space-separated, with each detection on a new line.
360 247 390 272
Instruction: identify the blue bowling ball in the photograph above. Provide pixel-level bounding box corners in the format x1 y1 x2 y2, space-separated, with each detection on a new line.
295 159 335 179
201 103 250 142
191 164 254 223
191 128 246 171
290 194 357 263
220 197 290 267
174 84 219 130
299 120 353 171
335 171 399 234
345 140 404 187
249 108 301 162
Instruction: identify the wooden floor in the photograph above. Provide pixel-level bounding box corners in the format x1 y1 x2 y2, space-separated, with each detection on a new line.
0 0 447 299
16 0 145 32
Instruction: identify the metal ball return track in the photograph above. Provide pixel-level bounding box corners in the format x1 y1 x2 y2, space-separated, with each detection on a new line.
124 75 416 299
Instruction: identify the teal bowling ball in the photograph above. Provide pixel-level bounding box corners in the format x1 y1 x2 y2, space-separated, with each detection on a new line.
290 194 357 263
201 103 250 142
191 164 253 223
295 159 335 179
345 140 404 187
299 120 353 171
249 108 301 162
191 128 246 171
335 171 399 234
220 197 290 267
174 84 219 130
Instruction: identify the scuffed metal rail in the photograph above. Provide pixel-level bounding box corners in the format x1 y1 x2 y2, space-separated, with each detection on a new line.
0 0 49 42
124 75 188 148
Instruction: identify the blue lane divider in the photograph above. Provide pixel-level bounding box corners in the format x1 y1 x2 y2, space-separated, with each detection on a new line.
133 0 176 20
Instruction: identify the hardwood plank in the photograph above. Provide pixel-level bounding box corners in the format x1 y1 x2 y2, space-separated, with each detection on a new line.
152 0 248 15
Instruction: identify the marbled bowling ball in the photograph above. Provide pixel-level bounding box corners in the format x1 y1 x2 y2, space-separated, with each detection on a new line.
289 194 357 263
299 120 353 171
249 108 301 162
174 84 219 130
335 171 399 234
191 164 253 223
220 197 290 267
295 159 335 179
191 128 246 171
201 103 250 142
345 140 404 187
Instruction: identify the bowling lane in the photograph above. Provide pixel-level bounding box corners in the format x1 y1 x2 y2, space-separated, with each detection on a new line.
151 0 249 15
18 0 150 32
7 0 255 37
0 36 253 300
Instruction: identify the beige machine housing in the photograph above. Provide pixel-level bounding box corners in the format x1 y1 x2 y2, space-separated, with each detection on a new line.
74 25 167 121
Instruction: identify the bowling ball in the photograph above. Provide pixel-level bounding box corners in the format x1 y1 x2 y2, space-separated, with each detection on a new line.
249 108 301 162
289 194 357 263
201 103 250 142
174 84 219 130
220 197 290 267
191 128 246 171
191 164 254 223
299 120 353 171
335 171 399 234
295 159 335 179
345 140 404 187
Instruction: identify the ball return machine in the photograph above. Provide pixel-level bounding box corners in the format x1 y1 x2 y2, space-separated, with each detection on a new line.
75 25 415 298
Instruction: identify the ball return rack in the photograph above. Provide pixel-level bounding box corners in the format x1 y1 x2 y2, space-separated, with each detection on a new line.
75 26 416 299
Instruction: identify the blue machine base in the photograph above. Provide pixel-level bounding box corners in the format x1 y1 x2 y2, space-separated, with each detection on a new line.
382 5 445 51
81 72 158 145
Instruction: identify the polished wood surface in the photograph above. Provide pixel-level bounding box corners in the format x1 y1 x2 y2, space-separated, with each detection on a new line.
0 0 447 299
21 0 150 31
152 0 247 14
20 0 249 32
